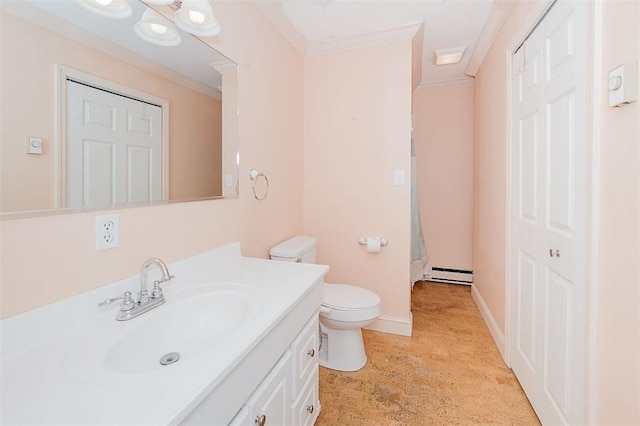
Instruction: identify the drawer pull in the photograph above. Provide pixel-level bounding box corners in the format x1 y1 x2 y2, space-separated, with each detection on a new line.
255 414 266 426
307 349 315 358
306 405 314 414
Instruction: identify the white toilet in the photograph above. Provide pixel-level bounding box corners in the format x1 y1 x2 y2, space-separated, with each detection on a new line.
270 236 381 372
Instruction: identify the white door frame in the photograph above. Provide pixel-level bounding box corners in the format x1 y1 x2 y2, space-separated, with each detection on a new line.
503 1 601 423
55 65 170 209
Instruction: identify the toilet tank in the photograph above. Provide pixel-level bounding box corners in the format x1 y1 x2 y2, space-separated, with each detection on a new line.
270 236 317 264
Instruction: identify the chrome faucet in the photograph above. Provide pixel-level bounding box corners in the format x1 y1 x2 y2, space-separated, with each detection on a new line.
98 258 174 321
139 257 174 304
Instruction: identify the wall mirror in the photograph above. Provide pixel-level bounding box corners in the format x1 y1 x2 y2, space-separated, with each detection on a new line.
0 0 239 218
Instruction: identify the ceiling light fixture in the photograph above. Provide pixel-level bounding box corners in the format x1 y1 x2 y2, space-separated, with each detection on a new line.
76 0 132 19
174 0 221 37
134 8 182 46
434 46 466 66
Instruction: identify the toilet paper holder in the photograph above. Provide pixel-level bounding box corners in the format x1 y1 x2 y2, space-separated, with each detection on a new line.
357 237 388 247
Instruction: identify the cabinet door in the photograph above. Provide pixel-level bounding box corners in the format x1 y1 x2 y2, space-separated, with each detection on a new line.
246 352 291 426
291 366 320 426
290 315 319 396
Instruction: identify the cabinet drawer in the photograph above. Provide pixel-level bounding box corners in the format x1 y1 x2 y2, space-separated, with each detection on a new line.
246 351 291 426
290 314 319 396
291 366 320 426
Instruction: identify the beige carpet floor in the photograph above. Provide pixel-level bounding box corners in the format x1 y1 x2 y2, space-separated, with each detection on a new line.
316 281 540 425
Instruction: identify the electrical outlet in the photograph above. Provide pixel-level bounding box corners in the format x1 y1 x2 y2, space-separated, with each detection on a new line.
95 214 119 251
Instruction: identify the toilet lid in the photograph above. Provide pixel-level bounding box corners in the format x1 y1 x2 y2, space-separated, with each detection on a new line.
323 283 380 310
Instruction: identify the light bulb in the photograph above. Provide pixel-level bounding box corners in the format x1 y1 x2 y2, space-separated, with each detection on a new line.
94 0 113 5
134 8 181 46
188 10 206 25
174 0 220 37
150 23 168 35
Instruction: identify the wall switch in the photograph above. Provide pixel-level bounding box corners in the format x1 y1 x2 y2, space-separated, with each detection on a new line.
95 214 119 251
394 170 405 186
608 61 638 107
224 174 233 188
28 137 43 155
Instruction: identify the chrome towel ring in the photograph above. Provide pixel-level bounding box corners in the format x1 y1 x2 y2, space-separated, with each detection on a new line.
249 169 269 201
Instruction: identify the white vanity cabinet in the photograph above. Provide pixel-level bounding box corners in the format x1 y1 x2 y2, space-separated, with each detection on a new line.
227 315 320 426
0 244 329 426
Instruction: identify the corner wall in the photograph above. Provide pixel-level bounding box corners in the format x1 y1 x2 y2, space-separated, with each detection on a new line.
413 83 474 271
303 41 413 335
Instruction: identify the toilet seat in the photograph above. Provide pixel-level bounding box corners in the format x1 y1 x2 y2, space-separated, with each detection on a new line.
323 283 380 310
321 283 381 322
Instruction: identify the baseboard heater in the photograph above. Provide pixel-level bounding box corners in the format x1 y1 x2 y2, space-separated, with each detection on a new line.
428 267 473 285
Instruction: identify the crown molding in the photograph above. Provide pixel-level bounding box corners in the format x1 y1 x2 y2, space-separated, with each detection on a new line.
305 21 423 57
254 0 308 55
416 76 475 90
465 0 515 77
254 2 423 59
211 61 236 74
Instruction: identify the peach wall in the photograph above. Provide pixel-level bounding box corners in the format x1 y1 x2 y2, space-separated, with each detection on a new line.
0 11 222 212
473 1 537 333
595 1 640 422
0 0 304 319
474 0 640 422
413 84 474 270
303 41 412 324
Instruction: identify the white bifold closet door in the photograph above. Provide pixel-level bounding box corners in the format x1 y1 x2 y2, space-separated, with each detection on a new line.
66 80 163 208
510 1 589 424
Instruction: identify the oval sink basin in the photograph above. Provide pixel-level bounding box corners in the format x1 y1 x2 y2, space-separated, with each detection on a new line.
63 283 259 384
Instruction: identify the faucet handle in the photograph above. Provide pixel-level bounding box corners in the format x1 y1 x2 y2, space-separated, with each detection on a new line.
151 272 174 298
98 291 135 311
151 273 174 298
151 281 163 299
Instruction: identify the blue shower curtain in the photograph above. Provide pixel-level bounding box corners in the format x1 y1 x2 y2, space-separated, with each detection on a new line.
410 126 431 287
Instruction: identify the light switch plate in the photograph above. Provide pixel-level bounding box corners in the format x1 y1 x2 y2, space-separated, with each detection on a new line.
394 170 405 186
608 61 638 107
28 137 43 155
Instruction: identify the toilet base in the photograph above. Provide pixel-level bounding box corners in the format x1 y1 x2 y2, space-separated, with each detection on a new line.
319 323 368 372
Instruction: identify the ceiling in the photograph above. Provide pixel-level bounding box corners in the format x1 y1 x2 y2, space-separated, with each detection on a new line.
255 0 497 86
3 0 497 88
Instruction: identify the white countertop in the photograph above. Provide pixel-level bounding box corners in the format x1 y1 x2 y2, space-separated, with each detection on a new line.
0 243 328 425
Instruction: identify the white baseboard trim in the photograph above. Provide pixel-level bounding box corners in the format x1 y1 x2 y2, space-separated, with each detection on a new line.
471 285 506 359
366 313 413 337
